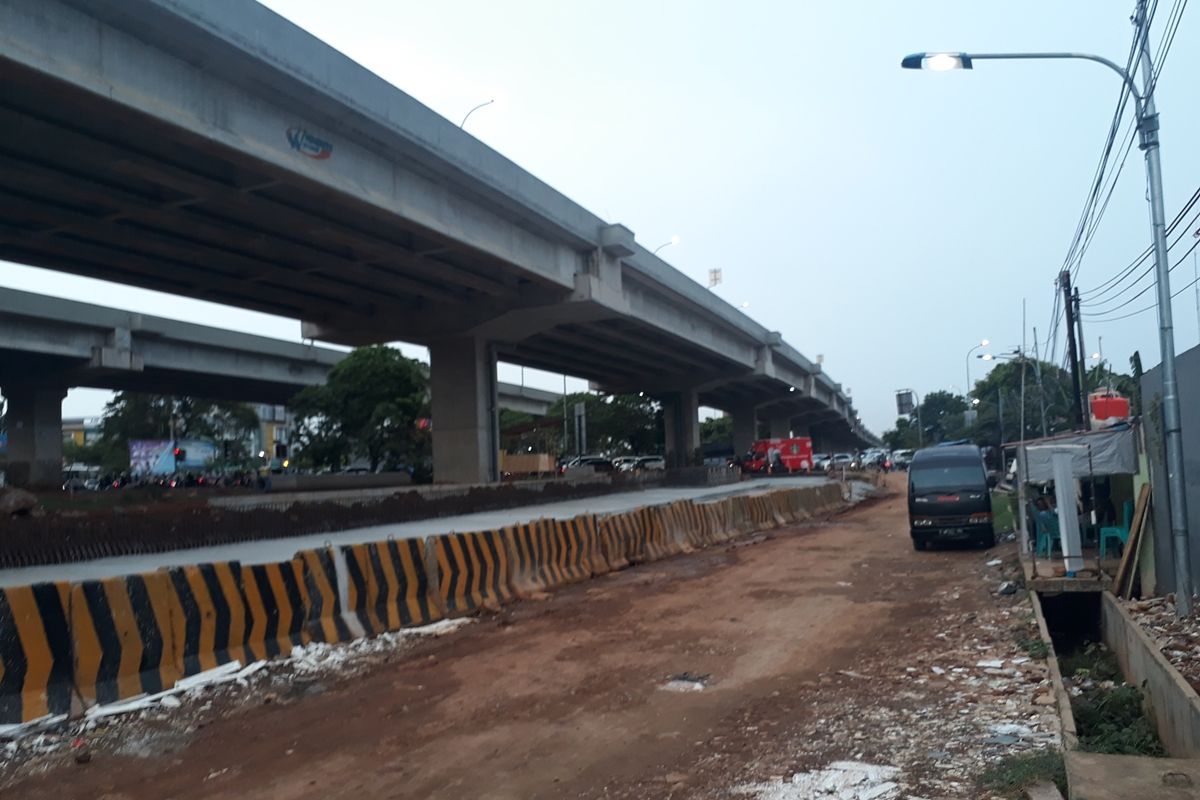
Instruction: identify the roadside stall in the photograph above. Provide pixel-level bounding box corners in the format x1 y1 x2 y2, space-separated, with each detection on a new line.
1011 422 1140 578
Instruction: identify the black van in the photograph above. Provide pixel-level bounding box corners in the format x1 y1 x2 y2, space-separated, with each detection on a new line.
907 444 995 550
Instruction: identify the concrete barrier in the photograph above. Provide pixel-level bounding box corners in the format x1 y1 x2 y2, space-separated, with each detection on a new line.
505 519 566 593
340 539 440 633
70 572 177 707
596 510 640 570
0 582 72 723
165 562 249 677
0 481 858 725
295 548 353 644
241 560 310 661
432 530 513 617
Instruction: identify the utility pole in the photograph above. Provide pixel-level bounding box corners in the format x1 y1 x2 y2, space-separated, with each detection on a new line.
1032 326 1050 438
1060 270 1086 429
997 388 1005 456
1073 287 1092 429
1136 3 1193 614
562 374 569 455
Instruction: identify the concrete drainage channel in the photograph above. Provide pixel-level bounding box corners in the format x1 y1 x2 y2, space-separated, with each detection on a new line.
1028 587 1200 799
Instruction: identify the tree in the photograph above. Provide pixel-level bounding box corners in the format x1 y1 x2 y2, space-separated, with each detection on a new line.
881 390 968 449
882 417 921 451
700 415 732 445
291 345 428 472
544 392 662 455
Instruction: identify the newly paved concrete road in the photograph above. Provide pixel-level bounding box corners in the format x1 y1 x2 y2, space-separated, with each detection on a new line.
0 476 829 587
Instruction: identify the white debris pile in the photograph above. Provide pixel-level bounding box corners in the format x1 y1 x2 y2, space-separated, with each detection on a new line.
1125 595 1200 693
86 660 268 722
734 761 902 800
0 660 271 772
288 618 473 675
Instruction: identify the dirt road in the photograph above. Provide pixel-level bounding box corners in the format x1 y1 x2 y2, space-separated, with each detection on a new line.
6 477 1056 798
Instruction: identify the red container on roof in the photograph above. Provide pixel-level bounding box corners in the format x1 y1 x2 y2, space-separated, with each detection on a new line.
1089 391 1130 426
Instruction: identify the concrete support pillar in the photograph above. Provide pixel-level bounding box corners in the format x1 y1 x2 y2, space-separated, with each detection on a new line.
663 389 700 468
4 383 67 489
730 403 757 457
430 337 498 484
768 413 791 440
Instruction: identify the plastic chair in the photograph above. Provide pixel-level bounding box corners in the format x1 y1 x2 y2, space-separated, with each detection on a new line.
1035 510 1062 558
1100 499 1134 559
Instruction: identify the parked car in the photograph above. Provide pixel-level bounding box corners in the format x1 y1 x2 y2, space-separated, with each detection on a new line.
812 453 832 470
634 455 666 471
827 453 855 471
891 449 915 470
612 456 638 472
560 455 614 475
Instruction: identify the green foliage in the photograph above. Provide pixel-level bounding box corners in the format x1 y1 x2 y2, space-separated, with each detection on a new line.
1063 642 1166 756
882 390 969 449
1075 684 1165 756
882 416 920 450
82 392 261 472
978 749 1066 798
884 355 1139 453
700 415 732 446
1017 637 1050 660
546 392 661 455
291 345 429 472
499 408 562 455
991 490 1014 533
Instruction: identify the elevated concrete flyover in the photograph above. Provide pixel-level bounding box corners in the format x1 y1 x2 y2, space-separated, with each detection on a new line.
0 287 570 486
0 288 343 487
0 0 875 482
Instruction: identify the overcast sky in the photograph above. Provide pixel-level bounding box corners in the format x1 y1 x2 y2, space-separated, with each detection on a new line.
7 0 1198 435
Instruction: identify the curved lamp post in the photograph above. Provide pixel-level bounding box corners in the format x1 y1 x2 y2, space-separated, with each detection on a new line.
460 99 495 129
965 339 989 401
902 3 1193 614
653 235 681 255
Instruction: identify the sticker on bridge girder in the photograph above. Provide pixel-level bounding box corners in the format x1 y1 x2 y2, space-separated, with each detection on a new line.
286 127 333 160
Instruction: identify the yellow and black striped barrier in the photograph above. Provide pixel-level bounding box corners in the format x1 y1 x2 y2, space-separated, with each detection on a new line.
295 547 352 644
165 562 249 677
505 518 555 596
70 572 177 707
0 481 854 724
342 539 442 634
432 530 512 617
241 560 309 661
0 582 72 723
596 510 638 570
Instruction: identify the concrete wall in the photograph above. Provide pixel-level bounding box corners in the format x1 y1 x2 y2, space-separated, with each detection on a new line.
1139 342 1200 595
1102 591 1200 757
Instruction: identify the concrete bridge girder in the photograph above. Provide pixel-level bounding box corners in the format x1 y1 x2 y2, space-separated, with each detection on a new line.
0 0 876 485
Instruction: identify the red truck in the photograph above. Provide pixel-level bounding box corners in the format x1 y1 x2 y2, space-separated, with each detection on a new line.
736 437 815 475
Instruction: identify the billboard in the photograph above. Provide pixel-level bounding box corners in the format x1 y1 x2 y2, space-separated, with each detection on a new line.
128 439 219 475
895 391 915 416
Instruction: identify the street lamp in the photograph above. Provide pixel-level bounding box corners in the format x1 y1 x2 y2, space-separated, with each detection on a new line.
902 2 1194 615
966 338 989 400
653 235 681 255
459 99 495 128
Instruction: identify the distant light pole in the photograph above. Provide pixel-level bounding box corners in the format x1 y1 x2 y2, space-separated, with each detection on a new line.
653 235 681 255
901 0 1193 615
460 99 495 128
965 339 990 401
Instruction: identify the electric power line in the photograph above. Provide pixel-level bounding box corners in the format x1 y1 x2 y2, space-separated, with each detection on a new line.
1083 233 1200 321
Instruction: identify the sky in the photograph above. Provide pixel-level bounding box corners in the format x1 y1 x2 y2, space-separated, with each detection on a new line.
6 0 1199 435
